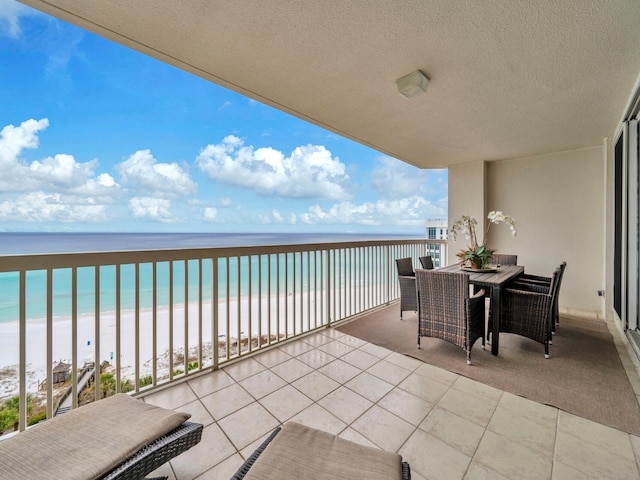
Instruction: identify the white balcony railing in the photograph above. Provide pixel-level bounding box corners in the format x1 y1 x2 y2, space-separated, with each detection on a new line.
0 238 446 434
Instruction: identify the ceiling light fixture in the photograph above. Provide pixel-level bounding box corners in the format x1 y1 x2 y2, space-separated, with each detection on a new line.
396 70 429 99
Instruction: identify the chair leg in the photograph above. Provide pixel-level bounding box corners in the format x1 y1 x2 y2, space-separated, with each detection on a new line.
417 335 421 349
466 349 472 365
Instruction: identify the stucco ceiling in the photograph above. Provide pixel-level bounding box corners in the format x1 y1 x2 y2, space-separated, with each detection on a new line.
18 0 640 169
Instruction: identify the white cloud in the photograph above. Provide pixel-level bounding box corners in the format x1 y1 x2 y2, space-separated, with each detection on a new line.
0 0 32 38
29 153 97 187
0 191 109 223
0 118 120 196
196 135 351 200
0 118 49 167
370 156 446 199
117 149 196 198
128 196 176 222
219 197 232 207
203 207 217 221
300 196 446 227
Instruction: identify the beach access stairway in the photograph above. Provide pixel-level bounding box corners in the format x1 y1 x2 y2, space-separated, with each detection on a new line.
0 238 446 434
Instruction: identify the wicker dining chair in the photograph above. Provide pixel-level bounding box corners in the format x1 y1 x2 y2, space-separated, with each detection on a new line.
396 257 417 320
419 255 434 269
510 261 567 332
499 267 562 358
416 269 485 365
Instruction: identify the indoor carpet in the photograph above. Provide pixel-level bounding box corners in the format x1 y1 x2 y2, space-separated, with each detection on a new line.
336 303 640 436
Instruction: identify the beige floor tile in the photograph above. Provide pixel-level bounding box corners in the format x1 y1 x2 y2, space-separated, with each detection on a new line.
359 342 393 359
554 428 640 479
296 348 337 369
187 369 236 398
378 388 433 426
338 427 380 448
557 411 636 461
302 332 334 347
551 461 602 480
398 371 452 404
318 339 356 358
474 430 552 480
464 461 511 480
337 334 368 348
317 358 362 384
436 385 499 427
384 351 424 371
217 402 279 450
259 384 313 422
252 347 293 368
238 430 275 460
412 361 459 386
399 428 471 480
238 369 287 399
170 423 236 480
318 385 373 424
195 453 245 480
351 405 415 452
176 399 215 427
497 391 558 427
199 383 254 420
631 434 640 462
419 406 485 457
345 371 394 402
223 358 266 382
269 357 314 383
291 370 340 401
488 403 556 457
277 339 315 356
366 359 413 385
340 348 381 370
321 329 345 340
143 381 198 410
288 403 347 435
451 375 502 404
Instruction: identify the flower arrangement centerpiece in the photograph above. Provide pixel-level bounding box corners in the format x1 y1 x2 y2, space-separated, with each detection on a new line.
449 211 517 270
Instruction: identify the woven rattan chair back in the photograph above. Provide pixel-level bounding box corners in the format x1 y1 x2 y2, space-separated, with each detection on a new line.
419 255 434 269
416 270 485 364
488 253 517 265
395 257 417 320
500 267 561 358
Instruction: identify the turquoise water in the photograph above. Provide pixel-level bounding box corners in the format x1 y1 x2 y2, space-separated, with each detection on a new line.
0 232 416 323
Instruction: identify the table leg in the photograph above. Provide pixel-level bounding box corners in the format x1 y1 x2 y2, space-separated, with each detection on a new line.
490 286 501 355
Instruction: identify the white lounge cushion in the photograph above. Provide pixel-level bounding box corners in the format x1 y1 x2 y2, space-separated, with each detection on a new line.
0 393 190 480
244 421 403 480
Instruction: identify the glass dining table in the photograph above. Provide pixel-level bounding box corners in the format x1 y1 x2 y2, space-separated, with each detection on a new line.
436 263 524 355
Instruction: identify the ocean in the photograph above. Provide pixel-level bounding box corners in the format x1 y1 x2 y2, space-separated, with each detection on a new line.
0 232 421 323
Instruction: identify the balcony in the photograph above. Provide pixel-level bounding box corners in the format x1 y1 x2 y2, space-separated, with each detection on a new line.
1 240 639 479
141 313 640 479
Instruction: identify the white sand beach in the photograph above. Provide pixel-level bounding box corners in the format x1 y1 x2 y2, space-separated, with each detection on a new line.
0 292 329 401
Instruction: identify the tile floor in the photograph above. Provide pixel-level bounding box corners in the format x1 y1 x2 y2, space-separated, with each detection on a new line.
143 327 640 480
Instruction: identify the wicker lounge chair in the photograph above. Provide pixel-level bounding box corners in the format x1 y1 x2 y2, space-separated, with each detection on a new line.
0 393 203 480
396 257 417 320
416 269 485 365
231 422 411 479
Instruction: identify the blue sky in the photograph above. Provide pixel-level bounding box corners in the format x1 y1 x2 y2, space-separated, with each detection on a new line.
0 1 447 234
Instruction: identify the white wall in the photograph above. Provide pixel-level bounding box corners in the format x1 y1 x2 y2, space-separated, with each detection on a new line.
449 145 605 316
447 161 487 264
